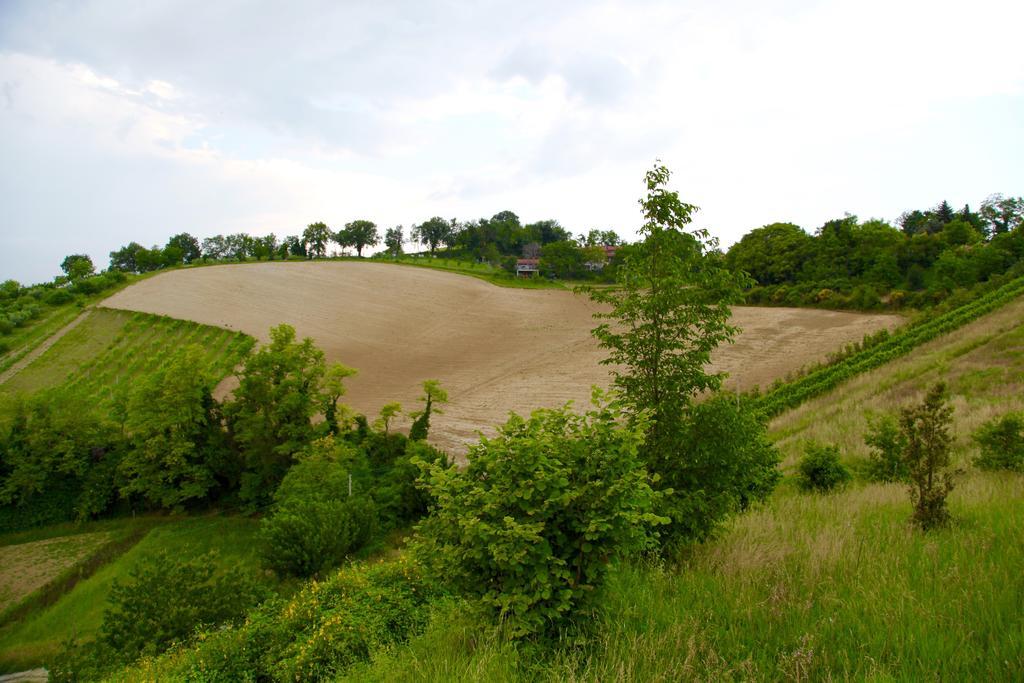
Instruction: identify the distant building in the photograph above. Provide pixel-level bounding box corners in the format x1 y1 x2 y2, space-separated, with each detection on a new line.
516 258 540 277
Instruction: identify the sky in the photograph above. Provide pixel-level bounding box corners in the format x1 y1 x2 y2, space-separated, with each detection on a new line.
1 0 1022 285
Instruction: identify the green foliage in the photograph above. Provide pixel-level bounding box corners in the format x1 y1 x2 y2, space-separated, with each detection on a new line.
585 164 748 456
259 438 377 577
972 412 1024 472
796 443 851 493
654 393 780 546
408 379 447 441
900 383 957 529
756 274 1024 417
414 394 665 638
49 549 264 680
303 221 332 258
863 413 910 482
0 393 123 527
119 345 230 509
226 323 326 506
59 254 95 281
584 164 760 551
372 439 450 528
120 560 438 681
339 219 379 257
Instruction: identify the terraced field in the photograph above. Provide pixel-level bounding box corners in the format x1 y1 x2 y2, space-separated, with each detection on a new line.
0 308 255 408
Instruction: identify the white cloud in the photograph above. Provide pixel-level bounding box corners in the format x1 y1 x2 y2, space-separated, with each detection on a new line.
1 0 1022 283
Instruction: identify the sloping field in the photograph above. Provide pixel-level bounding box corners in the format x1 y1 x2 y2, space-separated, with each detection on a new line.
0 309 254 410
0 532 111 615
103 261 902 452
770 293 1024 468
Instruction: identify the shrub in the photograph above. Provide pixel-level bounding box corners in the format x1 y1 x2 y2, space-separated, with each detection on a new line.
44 288 75 305
414 393 665 638
657 393 780 547
900 383 957 529
121 560 438 681
50 550 265 681
0 316 13 335
259 497 377 577
863 413 910 481
972 412 1024 472
796 443 851 493
259 440 378 577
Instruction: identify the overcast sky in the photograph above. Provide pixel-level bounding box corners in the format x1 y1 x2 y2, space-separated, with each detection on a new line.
1 0 1022 284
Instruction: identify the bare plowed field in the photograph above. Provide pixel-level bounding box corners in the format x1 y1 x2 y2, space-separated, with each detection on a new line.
103 262 902 453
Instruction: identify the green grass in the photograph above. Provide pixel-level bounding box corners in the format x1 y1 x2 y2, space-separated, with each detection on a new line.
346 474 1023 682
0 308 255 410
338 283 1024 681
0 515 262 673
0 270 168 376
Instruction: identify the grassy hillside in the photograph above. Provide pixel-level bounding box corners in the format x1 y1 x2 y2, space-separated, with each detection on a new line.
0 308 254 409
0 516 261 673
347 290 1024 680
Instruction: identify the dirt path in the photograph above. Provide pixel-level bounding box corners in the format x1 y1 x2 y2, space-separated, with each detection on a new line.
0 309 92 386
103 262 903 453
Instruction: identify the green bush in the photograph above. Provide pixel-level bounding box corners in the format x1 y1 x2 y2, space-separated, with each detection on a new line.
259 497 377 577
972 412 1024 472
414 394 665 638
44 288 75 305
797 443 851 493
901 383 957 529
50 550 265 681
863 413 910 481
258 440 378 577
0 316 13 335
120 560 438 681
657 393 780 547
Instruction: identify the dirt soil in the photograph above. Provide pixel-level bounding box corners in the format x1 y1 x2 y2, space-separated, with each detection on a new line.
0 533 110 614
103 261 902 454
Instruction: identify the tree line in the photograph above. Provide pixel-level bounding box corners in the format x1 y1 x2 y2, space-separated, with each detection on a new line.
726 194 1024 309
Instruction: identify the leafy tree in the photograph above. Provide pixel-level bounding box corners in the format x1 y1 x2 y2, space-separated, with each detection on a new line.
414 394 665 638
411 217 451 255
863 413 909 482
584 164 759 551
321 362 358 435
585 163 748 457
900 383 957 529
60 254 95 281
303 221 332 258
375 402 402 435
201 235 227 260
120 346 229 509
523 219 571 245
224 233 251 261
109 242 146 272
384 226 404 258
658 393 779 543
166 233 201 263
540 240 584 278
0 393 123 524
408 380 447 441
341 220 379 257
226 324 326 505
283 234 306 258
979 194 1024 236
725 222 813 285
